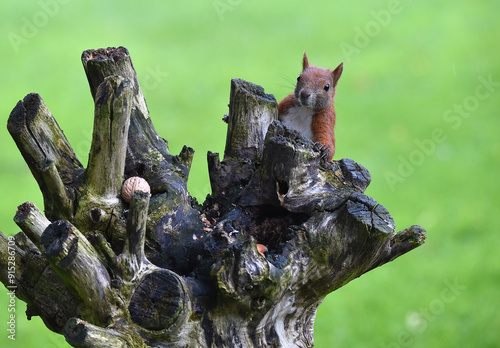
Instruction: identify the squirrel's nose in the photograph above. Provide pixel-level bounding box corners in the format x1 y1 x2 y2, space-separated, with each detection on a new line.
300 89 311 103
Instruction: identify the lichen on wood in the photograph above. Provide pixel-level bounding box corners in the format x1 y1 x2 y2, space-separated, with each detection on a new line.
0 46 425 348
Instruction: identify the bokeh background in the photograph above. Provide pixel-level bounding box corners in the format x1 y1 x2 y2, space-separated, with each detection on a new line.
0 0 498 347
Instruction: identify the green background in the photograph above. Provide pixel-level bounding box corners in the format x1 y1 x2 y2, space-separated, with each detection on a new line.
0 0 498 347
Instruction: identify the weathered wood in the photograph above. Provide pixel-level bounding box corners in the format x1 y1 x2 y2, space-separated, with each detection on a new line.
63 318 141 348
40 220 118 327
224 78 278 161
13 202 50 247
39 159 73 219
7 93 83 221
366 224 427 272
67 75 134 250
239 121 366 213
81 47 193 191
80 47 201 268
119 191 150 279
209 79 278 208
128 270 189 331
0 47 426 348
0 230 78 333
86 76 132 200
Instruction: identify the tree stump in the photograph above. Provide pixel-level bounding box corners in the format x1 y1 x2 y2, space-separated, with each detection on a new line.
0 47 426 348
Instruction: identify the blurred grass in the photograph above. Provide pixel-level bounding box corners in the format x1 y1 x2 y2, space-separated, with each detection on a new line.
0 0 498 347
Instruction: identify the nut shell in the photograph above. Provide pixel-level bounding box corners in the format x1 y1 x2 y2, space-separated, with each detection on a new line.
121 177 150 203
256 244 268 256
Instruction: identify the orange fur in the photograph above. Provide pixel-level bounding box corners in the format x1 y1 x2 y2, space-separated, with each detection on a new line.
277 94 296 115
278 52 343 161
311 104 336 160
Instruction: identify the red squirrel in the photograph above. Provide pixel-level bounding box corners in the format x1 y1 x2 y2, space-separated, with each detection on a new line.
278 52 343 161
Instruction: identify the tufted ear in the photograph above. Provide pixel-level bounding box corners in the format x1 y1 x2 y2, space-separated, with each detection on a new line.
302 52 309 70
332 62 343 86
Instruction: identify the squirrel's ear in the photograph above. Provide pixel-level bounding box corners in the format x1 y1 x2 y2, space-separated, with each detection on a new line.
332 62 343 86
302 52 309 70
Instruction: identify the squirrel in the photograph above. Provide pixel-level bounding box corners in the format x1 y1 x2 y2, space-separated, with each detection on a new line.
278 52 343 161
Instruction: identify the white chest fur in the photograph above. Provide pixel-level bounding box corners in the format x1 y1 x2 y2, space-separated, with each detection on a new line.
279 106 314 140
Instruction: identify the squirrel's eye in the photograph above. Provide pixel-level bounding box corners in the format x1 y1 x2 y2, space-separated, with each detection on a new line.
297 76 301 82
324 84 330 91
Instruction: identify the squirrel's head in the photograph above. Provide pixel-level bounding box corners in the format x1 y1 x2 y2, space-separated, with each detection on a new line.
294 52 343 110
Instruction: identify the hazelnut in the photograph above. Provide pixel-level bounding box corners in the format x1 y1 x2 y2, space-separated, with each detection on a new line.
121 177 150 203
256 244 268 256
